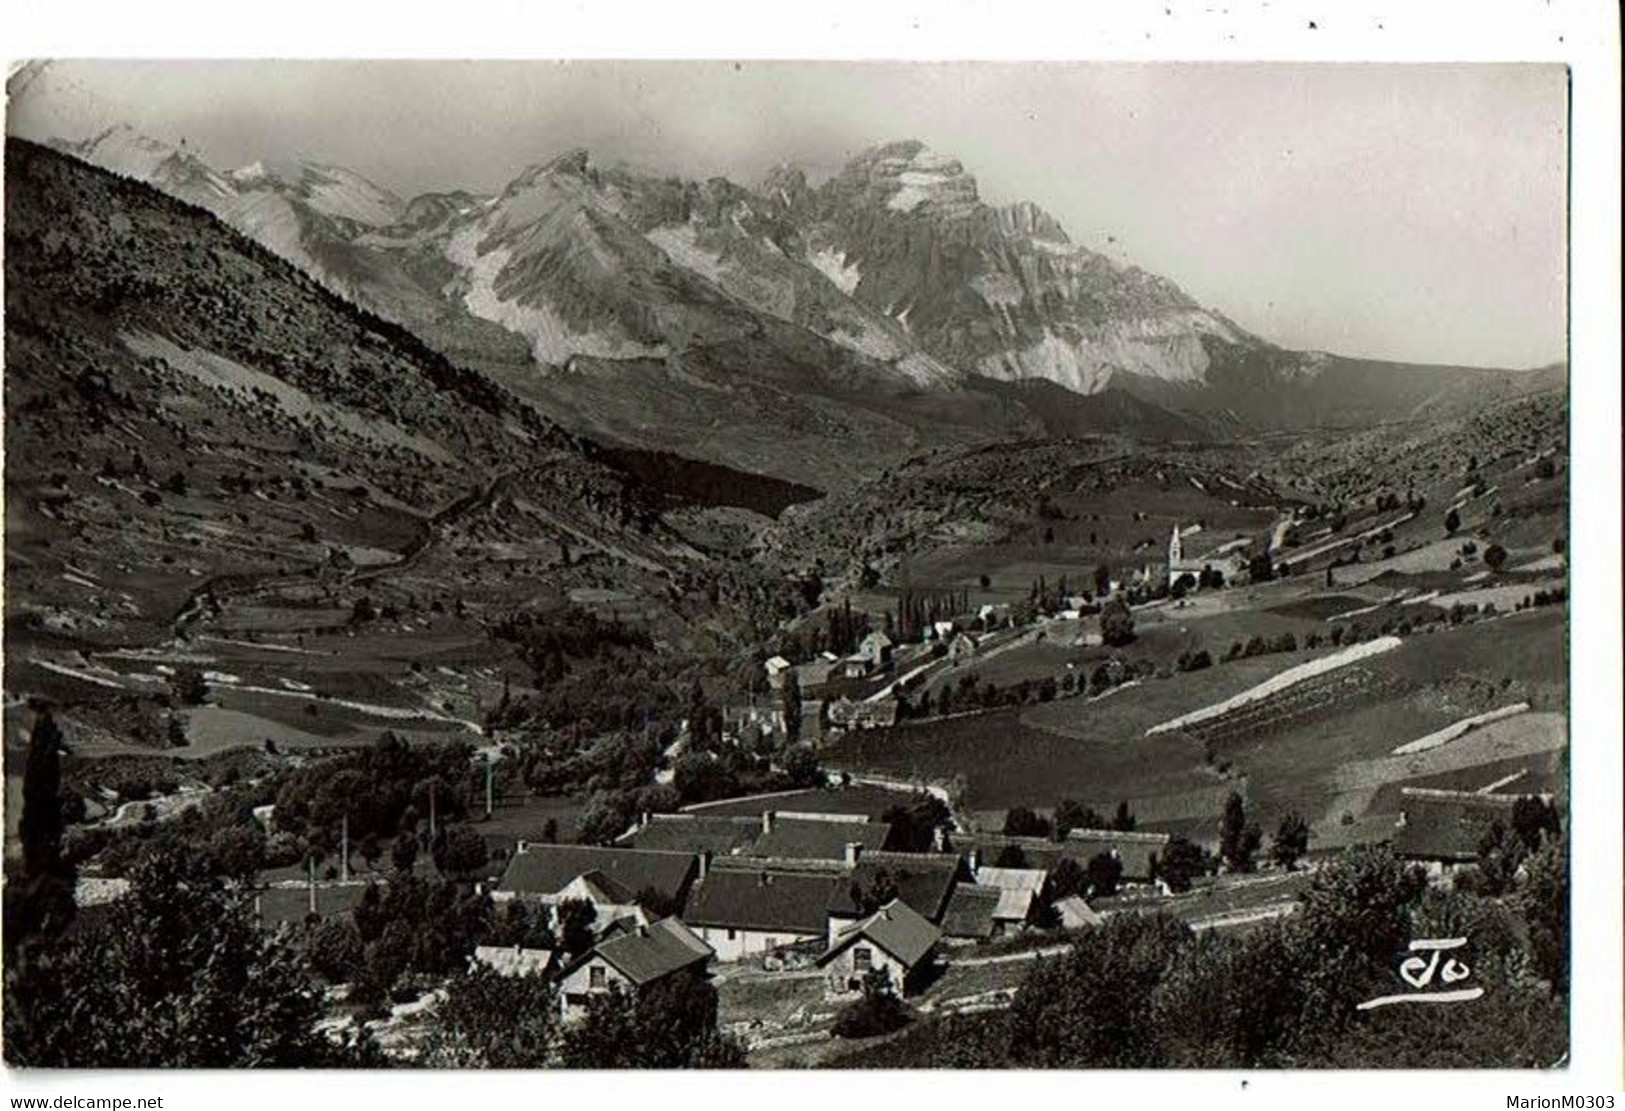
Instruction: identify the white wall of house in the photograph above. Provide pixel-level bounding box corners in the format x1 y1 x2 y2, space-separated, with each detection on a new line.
827 912 861 945
695 925 815 962
824 941 909 996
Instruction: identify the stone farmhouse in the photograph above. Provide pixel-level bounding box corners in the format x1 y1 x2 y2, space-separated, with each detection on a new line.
556 917 715 1021
817 899 942 997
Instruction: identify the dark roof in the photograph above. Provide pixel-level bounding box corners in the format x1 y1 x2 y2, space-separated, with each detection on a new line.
494 844 698 903
941 884 1001 940
590 917 713 986
682 867 838 935
752 817 892 861
681 785 924 822
621 814 763 856
820 899 941 969
1393 791 1525 862
1062 829 1171 881
828 852 964 923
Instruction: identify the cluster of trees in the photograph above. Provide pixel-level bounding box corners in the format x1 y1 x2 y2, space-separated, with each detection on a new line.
1004 799 1137 842
1100 595 1135 646
5 838 367 1067
271 732 481 871
847 843 1567 1068
880 794 955 853
905 671 1064 720
1519 586 1567 610
574 743 824 845
893 588 973 643
1221 631 1299 663
304 873 490 1011
75 779 285 880
419 963 744 1068
832 968 913 1039
488 605 685 737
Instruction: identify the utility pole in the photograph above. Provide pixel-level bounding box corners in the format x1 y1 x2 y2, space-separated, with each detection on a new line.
307 855 316 915
341 813 350 884
485 760 494 819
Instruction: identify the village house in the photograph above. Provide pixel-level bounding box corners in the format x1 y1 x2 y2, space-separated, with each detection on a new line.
1053 894 1105 931
825 849 966 941
491 843 700 916
972 865 1047 934
792 658 838 699
621 810 892 864
858 630 895 669
939 882 1001 943
1393 788 1549 876
555 917 715 1021
948 631 978 665
681 863 838 962
764 655 792 690
817 898 942 997
619 813 765 856
752 811 893 861
722 699 788 746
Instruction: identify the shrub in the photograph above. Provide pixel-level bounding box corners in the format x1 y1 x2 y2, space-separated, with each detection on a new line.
833 971 913 1039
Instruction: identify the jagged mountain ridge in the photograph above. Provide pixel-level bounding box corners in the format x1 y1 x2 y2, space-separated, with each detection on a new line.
41 125 1559 486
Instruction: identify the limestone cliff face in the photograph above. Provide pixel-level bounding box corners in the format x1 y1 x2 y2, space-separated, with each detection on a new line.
764 139 1272 395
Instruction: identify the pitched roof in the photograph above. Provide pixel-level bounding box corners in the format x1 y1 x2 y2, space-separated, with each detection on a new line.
794 660 837 687
1053 895 1105 930
1063 829 1171 880
682 867 838 936
473 945 555 977
1393 790 1525 862
972 866 1047 921
941 884 1001 940
621 814 763 856
753 816 892 861
828 852 964 923
590 917 714 986
494 844 698 904
820 899 941 969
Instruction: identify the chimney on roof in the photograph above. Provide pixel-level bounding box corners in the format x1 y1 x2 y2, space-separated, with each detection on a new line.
762 811 776 835
844 842 862 868
931 826 946 853
637 924 649 938
698 850 711 881
640 811 651 829
969 848 980 872
516 839 529 854
758 871 772 887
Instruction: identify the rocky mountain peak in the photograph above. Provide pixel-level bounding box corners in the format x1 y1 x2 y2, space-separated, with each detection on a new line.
997 200 1070 245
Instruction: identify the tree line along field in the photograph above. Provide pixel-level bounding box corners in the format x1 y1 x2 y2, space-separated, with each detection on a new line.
821 603 1566 846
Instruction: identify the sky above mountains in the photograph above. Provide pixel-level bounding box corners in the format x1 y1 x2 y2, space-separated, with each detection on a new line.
8 60 1567 369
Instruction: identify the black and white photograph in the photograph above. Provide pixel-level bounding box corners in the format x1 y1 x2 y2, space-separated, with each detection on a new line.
1 2 1619 1094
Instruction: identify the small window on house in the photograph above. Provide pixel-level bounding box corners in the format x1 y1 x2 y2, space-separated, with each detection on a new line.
854 946 872 971
727 929 737 941
589 965 606 990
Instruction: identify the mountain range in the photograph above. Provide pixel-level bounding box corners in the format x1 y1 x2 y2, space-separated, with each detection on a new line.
49 125 1564 489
